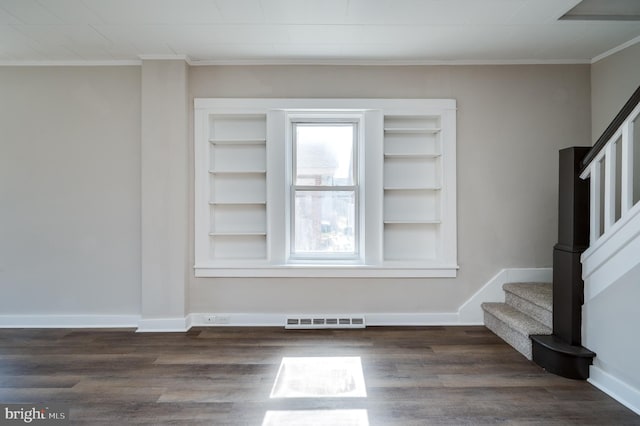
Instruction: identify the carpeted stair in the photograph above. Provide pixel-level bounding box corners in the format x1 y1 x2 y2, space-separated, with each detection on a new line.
482 282 552 360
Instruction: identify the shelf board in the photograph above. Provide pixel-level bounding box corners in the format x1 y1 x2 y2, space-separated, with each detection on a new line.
384 153 441 158
384 128 441 134
209 201 266 205
209 139 266 145
384 186 441 191
384 220 441 224
209 170 266 174
209 232 267 236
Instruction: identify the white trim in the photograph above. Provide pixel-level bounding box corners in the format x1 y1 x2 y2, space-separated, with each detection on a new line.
366 313 460 326
0 315 139 328
193 265 458 278
591 35 640 64
0 58 595 68
188 58 591 66
457 268 553 324
195 98 457 111
0 60 141 67
288 115 363 261
191 313 286 327
136 317 191 332
589 365 640 415
189 312 461 327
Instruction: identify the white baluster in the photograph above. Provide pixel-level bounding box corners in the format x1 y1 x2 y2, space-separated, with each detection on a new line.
604 143 616 231
590 162 601 244
621 120 634 213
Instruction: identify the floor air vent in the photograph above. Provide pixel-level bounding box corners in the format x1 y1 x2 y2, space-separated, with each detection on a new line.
285 315 366 329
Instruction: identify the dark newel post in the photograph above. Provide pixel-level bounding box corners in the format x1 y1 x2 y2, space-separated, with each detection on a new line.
530 147 595 380
554 147 590 345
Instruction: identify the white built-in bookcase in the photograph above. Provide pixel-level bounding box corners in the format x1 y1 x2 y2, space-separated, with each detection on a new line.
195 98 457 278
207 114 268 261
383 115 442 261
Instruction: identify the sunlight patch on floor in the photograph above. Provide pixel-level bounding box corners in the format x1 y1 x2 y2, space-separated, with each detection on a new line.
270 357 367 398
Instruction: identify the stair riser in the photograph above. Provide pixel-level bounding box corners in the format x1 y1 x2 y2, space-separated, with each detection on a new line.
484 310 533 360
505 292 552 329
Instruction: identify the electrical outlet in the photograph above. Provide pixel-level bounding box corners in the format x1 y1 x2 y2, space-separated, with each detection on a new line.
204 314 230 324
215 315 230 324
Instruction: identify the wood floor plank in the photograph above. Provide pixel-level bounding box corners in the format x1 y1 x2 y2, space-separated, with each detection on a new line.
0 326 637 425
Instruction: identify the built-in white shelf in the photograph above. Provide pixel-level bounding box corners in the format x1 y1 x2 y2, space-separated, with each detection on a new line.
209 232 267 236
384 153 441 158
205 112 268 262
383 114 444 262
384 127 441 134
383 220 441 224
209 139 266 145
384 186 441 191
209 170 266 175
196 100 456 274
209 201 266 205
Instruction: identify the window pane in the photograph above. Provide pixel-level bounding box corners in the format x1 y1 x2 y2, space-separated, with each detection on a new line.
294 191 356 255
295 125 354 186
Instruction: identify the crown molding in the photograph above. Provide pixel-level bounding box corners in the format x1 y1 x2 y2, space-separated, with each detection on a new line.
187 58 591 66
0 60 141 67
0 57 596 68
592 35 640 64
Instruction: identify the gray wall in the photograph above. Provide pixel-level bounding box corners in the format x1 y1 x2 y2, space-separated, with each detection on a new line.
0 64 592 318
586 42 640 407
189 65 591 314
0 67 141 315
592 42 640 143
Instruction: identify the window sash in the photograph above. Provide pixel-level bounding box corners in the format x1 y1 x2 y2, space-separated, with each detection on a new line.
290 121 360 260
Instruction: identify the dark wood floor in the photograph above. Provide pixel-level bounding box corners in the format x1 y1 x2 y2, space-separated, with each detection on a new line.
0 326 638 425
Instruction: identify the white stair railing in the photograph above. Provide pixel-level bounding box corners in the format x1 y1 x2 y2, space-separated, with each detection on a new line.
580 87 640 300
580 101 639 245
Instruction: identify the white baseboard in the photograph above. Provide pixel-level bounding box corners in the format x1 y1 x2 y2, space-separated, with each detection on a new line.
589 365 640 415
189 313 285 327
0 315 140 328
457 268 552 324
136 317 191 332
188 312 461 327
366 312 459 326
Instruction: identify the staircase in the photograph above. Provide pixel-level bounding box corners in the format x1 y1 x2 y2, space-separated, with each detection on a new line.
482 282 552 360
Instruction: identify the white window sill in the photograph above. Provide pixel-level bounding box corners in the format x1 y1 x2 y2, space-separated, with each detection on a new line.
194 264 459 278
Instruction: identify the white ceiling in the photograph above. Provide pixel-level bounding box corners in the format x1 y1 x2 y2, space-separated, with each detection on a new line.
1 0 640 64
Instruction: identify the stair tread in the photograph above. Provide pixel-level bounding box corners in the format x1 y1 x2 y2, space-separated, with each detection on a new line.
503 282 552 311
482 302 551 336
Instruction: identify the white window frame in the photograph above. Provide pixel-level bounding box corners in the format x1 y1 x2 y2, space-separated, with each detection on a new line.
288 114 363 263
194 98 457 278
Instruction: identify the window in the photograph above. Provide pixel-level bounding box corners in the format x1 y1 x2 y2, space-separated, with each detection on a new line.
291 120 359 260
194 98 457 277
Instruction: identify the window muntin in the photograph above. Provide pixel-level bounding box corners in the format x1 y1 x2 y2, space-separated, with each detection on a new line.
291 122 359 259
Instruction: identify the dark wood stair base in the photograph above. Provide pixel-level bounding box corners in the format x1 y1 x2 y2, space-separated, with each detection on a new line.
531 334 596 380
